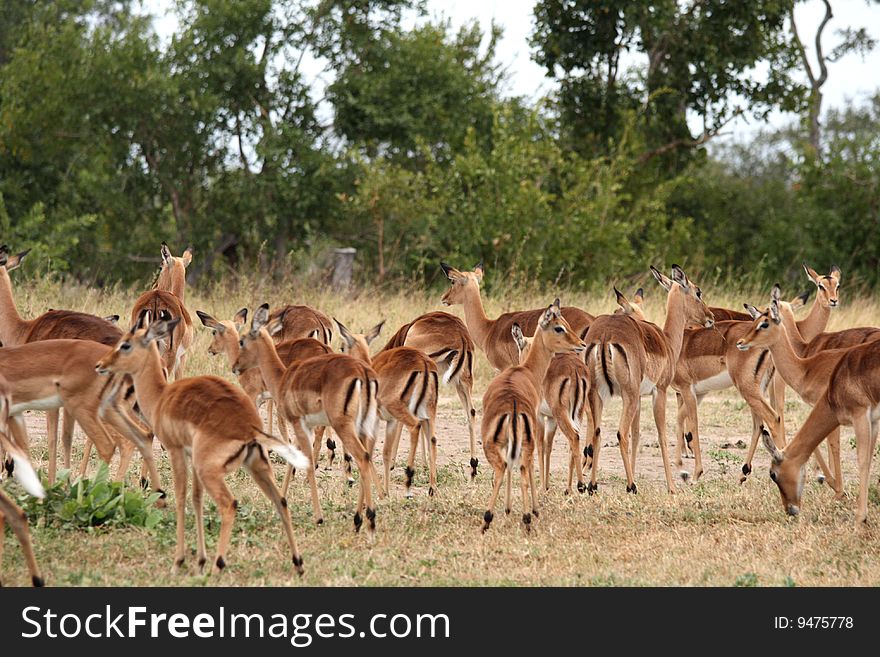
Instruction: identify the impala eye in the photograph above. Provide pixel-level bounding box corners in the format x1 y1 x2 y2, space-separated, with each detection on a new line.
212 330 216 336
239 339 244 347
120 342 132 352
770 471 777 481
554 326 564 333
759 322 769 330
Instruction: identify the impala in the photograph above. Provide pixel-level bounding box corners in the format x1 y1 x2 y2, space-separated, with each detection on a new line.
97 311 308 575
0 245 125 482
513 324 589 495
269 304 334 345
130 243 193 379
380 311 478 479
336 319 440 497
233 305 381 534
584 266 714 494
0 374 46 587
481 300 586 533
760 337 880 526
736 294 855 497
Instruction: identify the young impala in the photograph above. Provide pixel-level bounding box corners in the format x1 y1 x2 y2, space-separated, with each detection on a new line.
336 319 440 497
97 311 308 575
233 305 381 535
481 300 586 533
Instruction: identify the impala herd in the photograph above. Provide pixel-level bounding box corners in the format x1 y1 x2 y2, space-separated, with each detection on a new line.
0 243 877 586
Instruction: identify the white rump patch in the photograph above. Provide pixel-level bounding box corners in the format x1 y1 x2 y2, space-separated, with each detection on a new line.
10 394 62 415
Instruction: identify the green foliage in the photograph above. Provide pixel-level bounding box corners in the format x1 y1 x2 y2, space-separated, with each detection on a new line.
15 463 165 530
734 572 759 587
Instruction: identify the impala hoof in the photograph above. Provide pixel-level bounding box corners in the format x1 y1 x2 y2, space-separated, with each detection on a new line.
626 483 637 494
292 554 305 576
353 512 363 532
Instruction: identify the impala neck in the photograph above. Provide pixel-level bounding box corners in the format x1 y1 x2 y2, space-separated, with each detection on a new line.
131 345 169 429
767 325 807 391
778 305 809 357
796 294 829 342
156 264 186 301
221 331 241 369
459 284 493 352
255 331 286 399
662 288 689 364
783 398 841 467
0 268 30 345
520 329 554 390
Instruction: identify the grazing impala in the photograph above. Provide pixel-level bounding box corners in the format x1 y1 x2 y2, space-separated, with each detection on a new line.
735 294 857 497
130 243 193 379
233 305 381 534
0 245 125 482
97 312 308 575
336 319 440 497
269 304 334 345
380 311 478 479
584 266 714 494
481 300 586 533
0 374 46 587
760 337 880 527
513 324 589 495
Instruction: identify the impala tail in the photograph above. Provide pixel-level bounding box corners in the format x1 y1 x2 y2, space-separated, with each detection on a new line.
253 427 310 470
0 429 45 499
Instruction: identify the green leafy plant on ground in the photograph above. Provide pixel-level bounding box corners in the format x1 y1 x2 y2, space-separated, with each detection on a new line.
15 463 164 530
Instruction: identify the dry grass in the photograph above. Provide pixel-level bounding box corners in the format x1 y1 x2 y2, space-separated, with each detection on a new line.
2 276 880 586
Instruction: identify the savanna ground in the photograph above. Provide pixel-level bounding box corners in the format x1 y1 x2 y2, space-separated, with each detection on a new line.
2 275 880 587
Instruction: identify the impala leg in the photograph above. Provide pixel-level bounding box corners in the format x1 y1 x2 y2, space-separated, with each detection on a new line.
404 422 420 498
382 419 402 497
422 416 438 497
46 409 59 485
482 446 506 533
586 391 604 493
455 377 478 480
741 412 764 483
245 447 304 576
61 408 75 470
266 398 274 435
543 416 557 492
168 447 188 573
828 427 844 499
310 425 325 467
674 392 687 466
769 372 786 445
652 387 675 494
679 387 702 481
629 401 642 476
293 419 324 525
555 412 582 495
535 412 546 493
617 391 639 493
853 411 877 526
192 467 208 573
0 491 43 587
337 424 374 535
197 463 237 575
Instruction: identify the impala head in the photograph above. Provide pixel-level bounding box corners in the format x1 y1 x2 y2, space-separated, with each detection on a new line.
804 263 840 308
0 245 31 271
736 296 783 351
440 261 483 306
335 319 384 364
761 429 805 517
613 287 646 320
96 310 180 376
154 242 193 292
231 303 283 374
650 264 714 328
197 308 248 356
512 323 533 362
525 298 586 357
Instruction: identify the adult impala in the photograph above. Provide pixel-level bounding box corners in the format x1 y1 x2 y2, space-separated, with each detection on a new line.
97 311 308 575
584 266 714 495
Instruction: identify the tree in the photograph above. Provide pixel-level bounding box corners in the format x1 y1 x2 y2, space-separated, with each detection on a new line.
530 1 806 170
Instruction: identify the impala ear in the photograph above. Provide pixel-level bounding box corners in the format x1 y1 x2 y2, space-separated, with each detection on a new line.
473 261 484 282
771 284 782 302
160 242 172 265
364 320 385 345
670 264 689 291
182 246 193 267
511 323 526 351
3 248 30 271
792 288 812 309
650 265 672 291
440 261 462 282
743 303 762 320
334 318 356 349
540 304 555 329
103 314 120 325
251 303 270 336
633 287 644 304
614 287 634 315
196 310 224 332
803 262 821 283
133 308 151 332
146 317 181 344
769 299 782 324
761 429 784 464
829 264 841 282
233 307 248 331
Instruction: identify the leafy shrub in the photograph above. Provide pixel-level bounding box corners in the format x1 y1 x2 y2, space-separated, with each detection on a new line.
15 463 164 530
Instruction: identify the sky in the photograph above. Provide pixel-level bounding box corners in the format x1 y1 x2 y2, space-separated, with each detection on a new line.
143 0 880 143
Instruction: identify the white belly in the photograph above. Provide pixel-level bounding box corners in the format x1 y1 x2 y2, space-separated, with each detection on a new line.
10 394 63 415
639 378 656 396
539 400 553 418
305 410 330 427
693 371 733 396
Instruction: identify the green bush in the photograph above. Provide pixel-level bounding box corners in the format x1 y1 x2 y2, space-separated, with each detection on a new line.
15 463 164 530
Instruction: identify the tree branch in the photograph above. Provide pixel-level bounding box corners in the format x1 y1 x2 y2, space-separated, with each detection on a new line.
638 110 741 163
815 0 833 88
790 6 816 86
